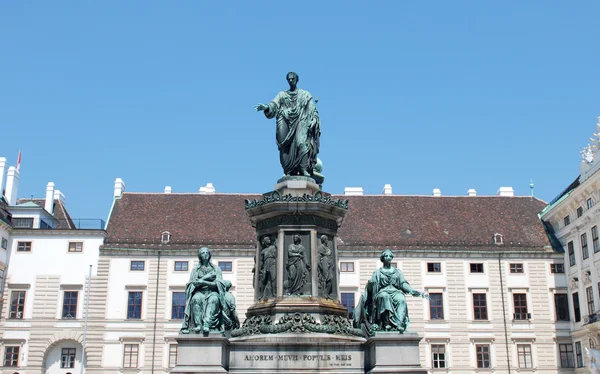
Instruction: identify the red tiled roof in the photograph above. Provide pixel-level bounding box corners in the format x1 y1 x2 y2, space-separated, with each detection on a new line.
103 192 552 252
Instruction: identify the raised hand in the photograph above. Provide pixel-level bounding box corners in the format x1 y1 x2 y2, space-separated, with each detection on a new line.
254 103 268 111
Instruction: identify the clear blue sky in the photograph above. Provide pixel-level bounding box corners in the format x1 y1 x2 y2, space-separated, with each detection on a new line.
1 2 599 221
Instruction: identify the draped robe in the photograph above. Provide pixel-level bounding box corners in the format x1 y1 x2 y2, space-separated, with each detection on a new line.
264 89 320 176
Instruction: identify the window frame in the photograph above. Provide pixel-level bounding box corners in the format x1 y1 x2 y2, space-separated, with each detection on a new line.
517 344 532 369
554 293 570 321
550 264 565 273
577 206 584 218
13 217 33 228
582 233 589 260
127 291 143 320
174 261 189 272
564 215 571 226
3 346 19 367
472 293 488 320
130 261 145 271
123 343 139 368
340 262 355 273
218 261 233 272
68 241 83 253
0 237 7 249
568 241 575 266
431 344 446 368
575 341 583 368
509 263 524 274
513 293 529 320
470 263 484 273
587 286 595 316
475 344 491 368
172 292 186 320
427 262 441 273
588 198 594 209
573 292 581 322
61 347 76 369
340 292 356 318
62 291 79 319
593 225 600 253
559 343 575 368
16 241 32 252
9 290 26 319
429 293 444 320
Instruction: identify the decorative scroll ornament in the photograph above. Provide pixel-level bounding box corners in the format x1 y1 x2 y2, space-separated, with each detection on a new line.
245 191 349 210
231 313 365 338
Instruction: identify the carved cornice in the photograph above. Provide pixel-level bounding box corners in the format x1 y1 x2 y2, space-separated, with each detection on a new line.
245 191 349 211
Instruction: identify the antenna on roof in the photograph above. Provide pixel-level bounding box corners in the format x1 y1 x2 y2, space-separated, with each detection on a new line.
529 179 535 197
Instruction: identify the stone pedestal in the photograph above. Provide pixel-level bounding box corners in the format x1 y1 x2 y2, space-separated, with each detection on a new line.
172 334 229 374
364 333 426 374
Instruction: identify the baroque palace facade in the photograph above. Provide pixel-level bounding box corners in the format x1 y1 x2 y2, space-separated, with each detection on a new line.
7 130 600 372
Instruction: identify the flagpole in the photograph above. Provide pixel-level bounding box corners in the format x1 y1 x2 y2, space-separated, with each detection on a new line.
81 265 92 374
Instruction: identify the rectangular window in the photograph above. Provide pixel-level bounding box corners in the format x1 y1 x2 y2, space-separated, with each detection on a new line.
513 293 529 320
577 206 584 217
172 292 186 319
127 291 143 319
575 341 583 368
554 294 570 321
62 291 78 319
473 293 488 320
582 233 589 260
568 241 576 266
0 269 4 295
340 262 355 272
341 292 355 318
169 344 178 368
510 263 524 273
429 293 444 320
476 344 491 368
470 263 484 273
431 344 446 368
564 215 571 226
17 241 32 252
123 344 139 368
218 261 232 272
587 286 595 316
588 198 594 209
560 343 575 368
174 261 189 271
68 242 83 252
427 263 441 273
13 217 33 228
550 264 565 273
3 346 19 367
130 261 145 271
517 344 532 369
593 226 600 253
9 290 26 319
61 348 76 368
1 237 7 249
573 292 581 322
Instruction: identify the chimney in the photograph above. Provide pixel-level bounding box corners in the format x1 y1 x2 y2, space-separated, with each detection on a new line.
164 186 172 194
53 190 66 205
497 187 514 197
114 178 125 198
199 183 216 194
5 166 19 205
344 187 363 196
467 189 477 197
45 182 55 214
0 157 6 198
382 184 393 195
432 188 441 197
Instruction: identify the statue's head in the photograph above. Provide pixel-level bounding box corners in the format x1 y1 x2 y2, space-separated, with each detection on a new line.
262 236 271 247
224 280 233 291
293 234 301 244
286 72 299 89
320 235 328 244
380 249 394 264
198 247 211 262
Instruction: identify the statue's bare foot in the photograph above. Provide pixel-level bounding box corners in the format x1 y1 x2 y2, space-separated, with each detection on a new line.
192 326 203 333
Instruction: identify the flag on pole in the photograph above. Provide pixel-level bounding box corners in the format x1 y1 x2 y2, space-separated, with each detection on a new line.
16 150 22 173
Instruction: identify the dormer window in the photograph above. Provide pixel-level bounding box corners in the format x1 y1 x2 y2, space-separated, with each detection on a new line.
493 233 503 245
161 231 171 244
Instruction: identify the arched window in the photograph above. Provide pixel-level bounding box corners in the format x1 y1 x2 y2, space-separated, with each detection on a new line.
161 231 171 244
493 233 503 245
590 338 596 350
